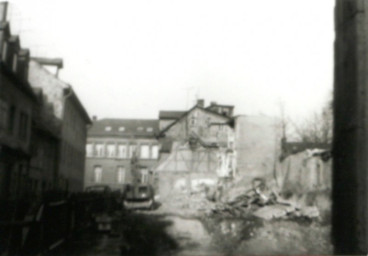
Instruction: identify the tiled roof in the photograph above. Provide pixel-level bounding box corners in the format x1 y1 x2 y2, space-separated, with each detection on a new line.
158 105 231 136
159 111 186 120
88 118 159 138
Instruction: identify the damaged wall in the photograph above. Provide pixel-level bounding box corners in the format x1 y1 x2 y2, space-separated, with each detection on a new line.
158 171 218 199
276 150 332 196
234 115 282 181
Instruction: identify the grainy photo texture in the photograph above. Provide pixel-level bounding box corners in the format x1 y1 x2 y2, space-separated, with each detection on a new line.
0 0 366 255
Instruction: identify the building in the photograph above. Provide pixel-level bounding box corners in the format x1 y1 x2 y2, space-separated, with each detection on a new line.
84 119 160 191
28 58 91 192
234 115 281 183
155 99 236 197
29 88 61 195
0 4 38 199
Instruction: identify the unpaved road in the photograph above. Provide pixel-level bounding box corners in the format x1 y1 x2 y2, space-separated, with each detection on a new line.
54 212 218 256
53 210 332 256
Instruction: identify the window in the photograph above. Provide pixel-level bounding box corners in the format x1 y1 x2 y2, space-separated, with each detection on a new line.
117 166 125 184
0 99 8 130
206 118 211 127
94 166 102 183
141 168 148 184
140 145 150 159
118 144 127 158
137 127 144 131
86 143 93 157
119 126 125 132
107 144 116 158
190 112 198 126
96 144 105 157
2 42 7 62
12 54 17 72
18 112 28 140
8 105 15 133
151 145 159 159
222 109 229 116
146 127 153 132
105 126 112 131
129 145 137 158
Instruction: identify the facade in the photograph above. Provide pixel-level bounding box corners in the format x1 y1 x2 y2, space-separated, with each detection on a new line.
29 88 61 195
234 115 281 181
0 10 38 199
28 59 91 192
156 99 236 197
84 119 160 191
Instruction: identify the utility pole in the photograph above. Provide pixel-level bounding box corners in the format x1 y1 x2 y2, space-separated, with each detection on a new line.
334 0 368 254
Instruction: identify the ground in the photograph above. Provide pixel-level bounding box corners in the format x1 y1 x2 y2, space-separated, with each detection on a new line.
53 197 333 256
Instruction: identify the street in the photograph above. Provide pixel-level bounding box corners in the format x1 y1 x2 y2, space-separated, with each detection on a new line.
53 211 218 256
51 202 332 256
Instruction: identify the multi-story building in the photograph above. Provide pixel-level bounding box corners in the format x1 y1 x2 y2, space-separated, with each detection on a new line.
84 119 160 191
156 99 236 197
29 88 61 194
28 58 91 192
0 5 38 199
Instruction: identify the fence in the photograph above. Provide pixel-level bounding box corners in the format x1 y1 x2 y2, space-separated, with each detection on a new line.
0 190 122 255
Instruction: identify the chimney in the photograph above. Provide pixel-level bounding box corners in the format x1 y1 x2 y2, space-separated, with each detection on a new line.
31 57 63 77
210 101 217 107
92 115 98 121
197 99 204 108
0 2 8 22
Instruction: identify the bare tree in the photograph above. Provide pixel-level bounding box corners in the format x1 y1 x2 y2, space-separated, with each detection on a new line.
292 98 333 144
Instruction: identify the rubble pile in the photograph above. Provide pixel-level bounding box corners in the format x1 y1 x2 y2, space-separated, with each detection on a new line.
158 149 331 222
207 149 332 221
158 191 216 217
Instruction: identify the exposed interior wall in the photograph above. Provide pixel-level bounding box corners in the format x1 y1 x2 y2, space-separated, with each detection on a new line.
158 171 217 198
234 115 281 181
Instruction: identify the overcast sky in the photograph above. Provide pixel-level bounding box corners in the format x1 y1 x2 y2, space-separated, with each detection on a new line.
7 0 334 122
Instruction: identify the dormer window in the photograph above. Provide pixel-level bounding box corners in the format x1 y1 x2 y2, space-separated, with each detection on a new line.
119 126 125 132
146 127 153 132
105 126 112 131
1 42 7 62
137 127 144 131
12 54 17 72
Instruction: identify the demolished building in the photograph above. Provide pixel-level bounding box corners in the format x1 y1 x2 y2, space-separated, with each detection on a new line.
155 100 236 198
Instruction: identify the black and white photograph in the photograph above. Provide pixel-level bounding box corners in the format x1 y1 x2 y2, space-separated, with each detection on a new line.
0 0 366 255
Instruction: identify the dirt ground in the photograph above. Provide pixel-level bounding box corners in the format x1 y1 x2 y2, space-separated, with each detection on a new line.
54 208 332 256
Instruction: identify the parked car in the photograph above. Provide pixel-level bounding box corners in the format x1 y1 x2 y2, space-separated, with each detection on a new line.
123 184 155 210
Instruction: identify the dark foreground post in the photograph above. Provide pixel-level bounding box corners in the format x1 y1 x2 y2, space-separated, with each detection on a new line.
334 0 368 254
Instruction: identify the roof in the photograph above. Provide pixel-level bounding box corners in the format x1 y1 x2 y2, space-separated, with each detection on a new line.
158 105 232 137
88 118 159 138
206 104 234 109
64 87 92 124
159 111 186 120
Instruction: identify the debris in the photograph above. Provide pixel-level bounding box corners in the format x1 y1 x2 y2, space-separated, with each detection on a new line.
253 205 295 220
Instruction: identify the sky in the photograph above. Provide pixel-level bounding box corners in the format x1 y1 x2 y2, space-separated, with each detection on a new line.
7 0 335 122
